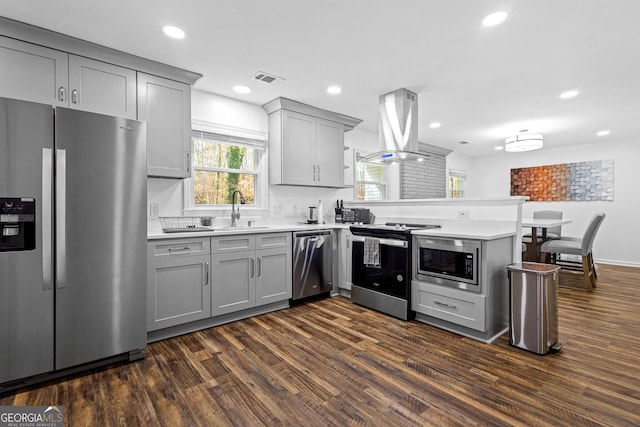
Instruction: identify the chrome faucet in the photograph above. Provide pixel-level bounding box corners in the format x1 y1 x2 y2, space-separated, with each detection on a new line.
230 190 246 227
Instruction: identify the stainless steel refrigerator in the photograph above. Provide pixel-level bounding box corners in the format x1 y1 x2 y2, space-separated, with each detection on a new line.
0 97 147 387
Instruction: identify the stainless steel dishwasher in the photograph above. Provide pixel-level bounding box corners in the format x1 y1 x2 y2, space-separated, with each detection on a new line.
292 230 333 301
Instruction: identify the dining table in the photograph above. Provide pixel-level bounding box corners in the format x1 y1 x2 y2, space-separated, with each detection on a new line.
522 218 573 261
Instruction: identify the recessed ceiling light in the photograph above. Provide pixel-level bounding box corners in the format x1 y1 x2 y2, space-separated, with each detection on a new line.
559 90 579 99
233 85 251 94
494 145 505 151
162 25 185 39
596 130 610 136
429 122 441 129
327 86 342 95
482 11 508 27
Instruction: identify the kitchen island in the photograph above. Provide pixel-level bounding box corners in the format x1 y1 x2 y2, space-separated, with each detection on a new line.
411 228 514 343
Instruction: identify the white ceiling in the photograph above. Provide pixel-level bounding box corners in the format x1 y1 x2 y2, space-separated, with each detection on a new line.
2 0 639 157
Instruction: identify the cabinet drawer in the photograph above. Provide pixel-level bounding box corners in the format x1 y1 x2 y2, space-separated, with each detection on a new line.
151 238 210 258
256 232 291 249
211 235 255 253
412 280 486 332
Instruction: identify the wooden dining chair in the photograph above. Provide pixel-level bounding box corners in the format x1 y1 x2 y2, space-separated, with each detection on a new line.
539 212 606 291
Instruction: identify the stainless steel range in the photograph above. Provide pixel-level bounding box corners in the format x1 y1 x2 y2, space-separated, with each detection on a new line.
350 223 440 320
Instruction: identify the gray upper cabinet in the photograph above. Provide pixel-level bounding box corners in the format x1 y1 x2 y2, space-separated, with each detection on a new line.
68 55 137 119
0 36 68 107
263 97 362 188
315 118 345 187
280 110 316 186
138 73 192 178
0 36 136 118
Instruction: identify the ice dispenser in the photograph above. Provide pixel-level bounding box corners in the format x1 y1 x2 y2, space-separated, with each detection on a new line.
0 197 36 251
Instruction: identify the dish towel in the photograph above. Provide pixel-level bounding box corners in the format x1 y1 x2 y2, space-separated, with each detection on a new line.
363 237 380 268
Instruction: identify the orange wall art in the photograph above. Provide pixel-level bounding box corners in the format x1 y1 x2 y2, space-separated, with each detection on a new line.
510 160 614 201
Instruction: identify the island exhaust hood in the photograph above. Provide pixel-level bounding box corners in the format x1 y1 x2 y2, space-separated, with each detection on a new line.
358 88 430 164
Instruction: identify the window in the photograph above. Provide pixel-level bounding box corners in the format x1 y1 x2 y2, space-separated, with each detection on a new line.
356 157 386 200
189 129 266 209
448 169 467 198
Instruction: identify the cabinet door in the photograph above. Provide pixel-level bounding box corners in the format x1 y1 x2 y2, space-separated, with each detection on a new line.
147 254 211 331
339 231 353 290
211 251 255 316
282 110 316 185
68 55 136 119
255 246 292 306
138 73 191 178
0 36 68 107
315 118 344 187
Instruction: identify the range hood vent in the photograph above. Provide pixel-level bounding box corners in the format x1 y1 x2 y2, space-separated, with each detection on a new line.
358 88 428 164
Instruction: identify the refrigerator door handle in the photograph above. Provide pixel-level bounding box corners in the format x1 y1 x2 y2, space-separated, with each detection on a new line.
42 148 53 291
56 148 67 289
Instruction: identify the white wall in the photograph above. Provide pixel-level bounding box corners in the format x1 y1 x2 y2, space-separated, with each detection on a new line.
466 139 640 266
148 90 378 226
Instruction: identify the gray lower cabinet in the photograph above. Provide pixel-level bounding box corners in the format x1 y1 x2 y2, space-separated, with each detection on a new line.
147 238 211 331
412 282 486 331
411 236 512 343
211 233 292 316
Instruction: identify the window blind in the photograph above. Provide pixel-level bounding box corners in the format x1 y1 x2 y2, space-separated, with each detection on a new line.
191 130 265 150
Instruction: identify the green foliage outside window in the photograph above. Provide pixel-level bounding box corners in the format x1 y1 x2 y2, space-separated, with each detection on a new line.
192 136 257 205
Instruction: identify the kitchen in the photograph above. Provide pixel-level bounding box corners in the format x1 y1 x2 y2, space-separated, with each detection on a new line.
1 1 640 425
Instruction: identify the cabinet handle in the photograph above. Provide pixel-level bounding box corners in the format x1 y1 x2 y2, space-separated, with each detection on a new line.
434 300 457 310
58 87 66 102
168 246 191 253
204 262 209 285
257 256 262 277
317 164 321 181
186 150 191 173
250 257 255 278
71 89 78 104
313 164 316 181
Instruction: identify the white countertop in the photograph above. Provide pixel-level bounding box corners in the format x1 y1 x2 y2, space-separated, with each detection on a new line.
148 223 349 240
411 227 516 240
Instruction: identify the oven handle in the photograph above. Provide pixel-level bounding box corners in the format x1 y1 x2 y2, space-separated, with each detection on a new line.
351 235 408 248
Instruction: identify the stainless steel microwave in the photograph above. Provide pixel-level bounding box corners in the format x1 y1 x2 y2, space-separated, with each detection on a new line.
414 236 482 292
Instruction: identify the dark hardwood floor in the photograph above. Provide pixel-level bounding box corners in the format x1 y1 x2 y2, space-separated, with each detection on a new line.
2 264 639 426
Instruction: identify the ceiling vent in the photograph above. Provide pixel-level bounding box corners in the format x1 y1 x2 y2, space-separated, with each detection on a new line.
252 71 285 85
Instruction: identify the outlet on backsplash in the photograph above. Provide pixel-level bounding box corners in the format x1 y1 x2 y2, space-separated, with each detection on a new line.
150 203 160 218
457 210 470 219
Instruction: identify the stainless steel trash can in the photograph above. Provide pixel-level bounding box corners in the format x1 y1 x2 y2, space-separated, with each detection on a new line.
507 262 562 355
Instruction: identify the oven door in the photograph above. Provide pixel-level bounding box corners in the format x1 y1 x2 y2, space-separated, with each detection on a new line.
351 236 409 299
415 237 481 292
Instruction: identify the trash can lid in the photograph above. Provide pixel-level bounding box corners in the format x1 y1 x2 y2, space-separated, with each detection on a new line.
507 262 561 274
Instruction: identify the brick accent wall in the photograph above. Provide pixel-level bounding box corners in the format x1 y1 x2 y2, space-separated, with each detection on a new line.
400 153 446 199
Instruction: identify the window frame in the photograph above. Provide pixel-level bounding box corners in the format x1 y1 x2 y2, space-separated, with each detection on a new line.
183 121 268 216
355 151 388 201
448 169 467 199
